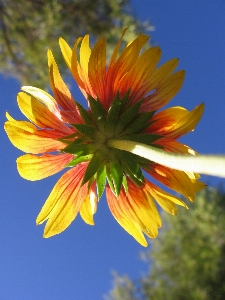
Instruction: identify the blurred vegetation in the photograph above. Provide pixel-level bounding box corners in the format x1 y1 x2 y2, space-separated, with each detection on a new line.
0 0 153 88
105 187 225 300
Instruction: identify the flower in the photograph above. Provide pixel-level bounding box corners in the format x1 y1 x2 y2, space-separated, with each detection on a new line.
4 29 205 246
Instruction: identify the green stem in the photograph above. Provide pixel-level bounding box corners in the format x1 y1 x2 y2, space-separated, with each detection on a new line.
108 139 225 178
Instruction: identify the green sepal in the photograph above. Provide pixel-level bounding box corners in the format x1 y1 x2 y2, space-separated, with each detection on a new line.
74 101 94 126
66 154 93 167
119 90 130 113
67 136 89 145
82 150 106 185
122 163 144 187
117 150 144 183
88 95 106 128
63 142 96 156
122 111 155 134
96 164 107 200
104 93 121 134
108 153 123 197
57 132 79 143
114 100 142 135
122 133 162 145
106 164 117 196
122 175 128 194
71 124 98 140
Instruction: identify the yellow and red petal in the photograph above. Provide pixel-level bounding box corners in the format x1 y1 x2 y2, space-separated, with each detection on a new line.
36 163 88 237
106 185 148 246
17 153 73 181
119 46 162 102
4 118 65 154
125 180 159 238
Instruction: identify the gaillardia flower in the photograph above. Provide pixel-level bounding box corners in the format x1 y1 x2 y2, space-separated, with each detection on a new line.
4 29 205 246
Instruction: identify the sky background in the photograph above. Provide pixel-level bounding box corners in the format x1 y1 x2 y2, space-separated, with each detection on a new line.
1 1 225 299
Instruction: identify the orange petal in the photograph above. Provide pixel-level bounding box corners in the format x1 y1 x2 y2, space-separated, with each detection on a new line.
88 38 106 104
17 153 73 181
4 118 65 154
36 163 88 237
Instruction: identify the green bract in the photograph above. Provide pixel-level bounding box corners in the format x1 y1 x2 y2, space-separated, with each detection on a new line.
61 93 162 198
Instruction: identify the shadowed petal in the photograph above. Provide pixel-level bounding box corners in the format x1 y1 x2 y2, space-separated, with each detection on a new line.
146 181 188 215
48 50 82 124
21 86 62 120
17 153 74 181
17 92 72 134
149 165 196 201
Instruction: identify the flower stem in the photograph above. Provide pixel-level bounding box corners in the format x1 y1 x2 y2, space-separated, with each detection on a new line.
108 139 225 178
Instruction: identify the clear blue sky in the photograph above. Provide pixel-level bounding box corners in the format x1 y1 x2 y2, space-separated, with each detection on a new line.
1 1 225 299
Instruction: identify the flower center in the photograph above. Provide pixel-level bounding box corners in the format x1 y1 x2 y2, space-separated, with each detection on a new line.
60 92 162 198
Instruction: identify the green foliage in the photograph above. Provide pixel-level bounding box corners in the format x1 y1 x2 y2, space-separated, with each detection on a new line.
0 0 153 87
105 188 225 300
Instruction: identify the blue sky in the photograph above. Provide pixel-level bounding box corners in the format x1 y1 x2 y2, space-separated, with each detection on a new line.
1 1 225 299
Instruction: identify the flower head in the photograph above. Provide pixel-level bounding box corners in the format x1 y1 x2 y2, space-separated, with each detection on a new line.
4 29 205 246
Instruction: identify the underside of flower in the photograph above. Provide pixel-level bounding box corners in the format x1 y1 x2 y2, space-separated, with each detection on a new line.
4 29 208 246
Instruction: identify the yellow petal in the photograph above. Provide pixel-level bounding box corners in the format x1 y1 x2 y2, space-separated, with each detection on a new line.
147 182 188 215
167 103 204 138
80 184 97 225
142 70 185 111
59 37 73 69
148 58 179 90
80 35 91 75
4 119 65 154
17 153 73 181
